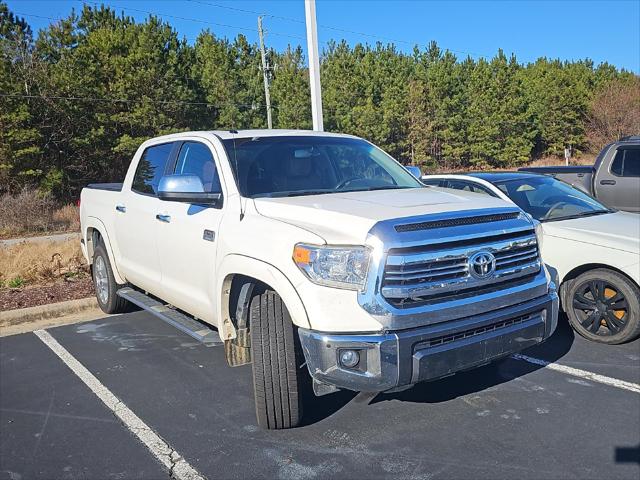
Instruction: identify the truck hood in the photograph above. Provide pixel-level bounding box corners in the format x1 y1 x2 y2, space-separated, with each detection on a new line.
253 187 512 243
542 211 640 254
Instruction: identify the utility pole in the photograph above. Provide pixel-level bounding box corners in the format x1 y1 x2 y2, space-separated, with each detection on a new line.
304 0 323 131
257 16 273 129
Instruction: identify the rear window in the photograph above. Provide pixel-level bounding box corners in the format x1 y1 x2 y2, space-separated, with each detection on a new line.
132 143 174 195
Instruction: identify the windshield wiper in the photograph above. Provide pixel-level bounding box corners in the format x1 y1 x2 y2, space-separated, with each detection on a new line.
340 185 415 193
544 209 611 222
279 190 336 197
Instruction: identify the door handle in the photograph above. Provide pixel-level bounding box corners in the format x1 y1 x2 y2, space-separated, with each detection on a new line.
156 214 171 223
115 204 126 213
600 180 616 185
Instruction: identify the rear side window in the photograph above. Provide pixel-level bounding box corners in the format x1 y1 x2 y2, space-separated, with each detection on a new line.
132 143 174 195
611 148 640 177
174 142 222 193
421 179 443 187
444 180 496 196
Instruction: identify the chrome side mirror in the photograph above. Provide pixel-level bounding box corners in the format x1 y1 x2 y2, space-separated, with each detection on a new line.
158 175 222 206
406 166 422 179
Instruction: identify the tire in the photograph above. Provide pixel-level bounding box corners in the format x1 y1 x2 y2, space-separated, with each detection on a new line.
565 268 640 345
250 290 307 429
92 242 130 314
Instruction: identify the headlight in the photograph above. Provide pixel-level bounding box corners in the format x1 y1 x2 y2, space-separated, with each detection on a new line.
293 243 371 290
534 220 544 251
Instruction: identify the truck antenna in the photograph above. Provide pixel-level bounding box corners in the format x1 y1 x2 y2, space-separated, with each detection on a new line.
230 131 245 221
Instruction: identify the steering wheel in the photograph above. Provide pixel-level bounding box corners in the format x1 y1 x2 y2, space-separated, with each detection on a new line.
541 195 568 207
541 201 569 221
335 177 361 190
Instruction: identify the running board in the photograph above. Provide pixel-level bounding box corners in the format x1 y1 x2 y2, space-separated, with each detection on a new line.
117 287 221 345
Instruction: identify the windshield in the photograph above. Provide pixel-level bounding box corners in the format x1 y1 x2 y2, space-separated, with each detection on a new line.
492 176 611 222
221 136 422 198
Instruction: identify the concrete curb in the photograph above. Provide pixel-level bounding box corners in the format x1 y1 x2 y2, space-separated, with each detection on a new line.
0 297 99 326
0 232 81 248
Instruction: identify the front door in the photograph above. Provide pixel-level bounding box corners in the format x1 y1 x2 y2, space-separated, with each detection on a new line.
114 142 175 293
156 140 225 324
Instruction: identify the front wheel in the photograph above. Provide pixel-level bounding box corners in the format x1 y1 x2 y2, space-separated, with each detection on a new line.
250 290 308 429
565 269 640 344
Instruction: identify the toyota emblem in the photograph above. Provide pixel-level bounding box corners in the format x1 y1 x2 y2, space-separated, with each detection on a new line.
469 251 496 278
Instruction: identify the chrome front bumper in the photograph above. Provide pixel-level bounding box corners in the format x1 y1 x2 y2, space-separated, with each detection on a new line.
298 288 558 393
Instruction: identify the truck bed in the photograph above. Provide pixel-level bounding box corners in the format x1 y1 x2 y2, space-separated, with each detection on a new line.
86 183 123 192
518 166 594 194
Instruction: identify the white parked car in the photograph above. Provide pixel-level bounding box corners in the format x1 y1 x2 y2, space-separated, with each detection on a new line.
423 172 640 344
80 130 559 429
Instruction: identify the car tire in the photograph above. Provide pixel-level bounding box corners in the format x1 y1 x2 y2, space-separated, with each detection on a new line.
92 242 130 314
565 269 640 344
250 290 307 429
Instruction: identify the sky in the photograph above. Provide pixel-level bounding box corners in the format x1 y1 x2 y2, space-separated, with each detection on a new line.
7 0 640 72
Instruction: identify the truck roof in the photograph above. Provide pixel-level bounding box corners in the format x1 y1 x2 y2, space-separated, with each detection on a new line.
211 129 358 140
145 129 360 142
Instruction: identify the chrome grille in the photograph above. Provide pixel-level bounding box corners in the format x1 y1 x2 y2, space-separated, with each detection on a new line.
382 230 541 306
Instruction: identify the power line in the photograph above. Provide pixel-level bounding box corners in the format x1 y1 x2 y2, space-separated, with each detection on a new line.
0 93 265 109
185 0 305 25
186 0 491 59
77 1 308 42
15 3 489 58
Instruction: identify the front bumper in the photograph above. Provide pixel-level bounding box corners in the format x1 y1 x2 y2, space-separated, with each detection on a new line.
298 289 558 393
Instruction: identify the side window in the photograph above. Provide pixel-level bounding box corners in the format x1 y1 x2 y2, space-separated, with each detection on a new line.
445 180 487 194
421 179 442 187
444 180 465 190
622 149 640 177
611 150 624 176
470 184 496 196
174 142 222 193
611 148 640 177
132 143 174 195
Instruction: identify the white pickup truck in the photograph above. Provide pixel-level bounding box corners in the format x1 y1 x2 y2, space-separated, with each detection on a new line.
80 130 559 429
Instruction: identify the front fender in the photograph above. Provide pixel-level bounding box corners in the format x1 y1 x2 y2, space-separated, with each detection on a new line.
84 216 126 285
216 254 311 342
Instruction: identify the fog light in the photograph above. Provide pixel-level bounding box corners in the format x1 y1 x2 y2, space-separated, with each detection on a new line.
339 349 360 368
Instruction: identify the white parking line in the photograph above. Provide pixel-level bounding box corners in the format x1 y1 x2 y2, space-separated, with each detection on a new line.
34 329 205 480
512 353 640 394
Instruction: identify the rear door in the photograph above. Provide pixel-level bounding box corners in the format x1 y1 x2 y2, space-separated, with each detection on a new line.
596 146 640 212
115 142 177 293
156 140 226 324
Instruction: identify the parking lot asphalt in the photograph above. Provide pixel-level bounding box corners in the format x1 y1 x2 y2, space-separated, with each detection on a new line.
1 311 639 480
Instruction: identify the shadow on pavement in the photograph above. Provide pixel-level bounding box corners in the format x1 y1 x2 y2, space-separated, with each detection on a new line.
302 389 359 426
302 314 575 419
373 315 575 406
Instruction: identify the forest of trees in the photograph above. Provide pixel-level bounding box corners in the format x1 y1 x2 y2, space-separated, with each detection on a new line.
1 2 638 200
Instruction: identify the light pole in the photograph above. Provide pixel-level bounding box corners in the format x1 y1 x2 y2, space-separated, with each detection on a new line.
257 16 273 129
304 0 324 131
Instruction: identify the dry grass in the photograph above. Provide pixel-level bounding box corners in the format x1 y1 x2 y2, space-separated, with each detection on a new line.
0 238 88 289
52 203 81 232
526 155 595 167
426 154 596 174
0 189 80 239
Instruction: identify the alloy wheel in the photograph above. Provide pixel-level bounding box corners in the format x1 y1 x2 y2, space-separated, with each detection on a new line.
572 280 628 336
